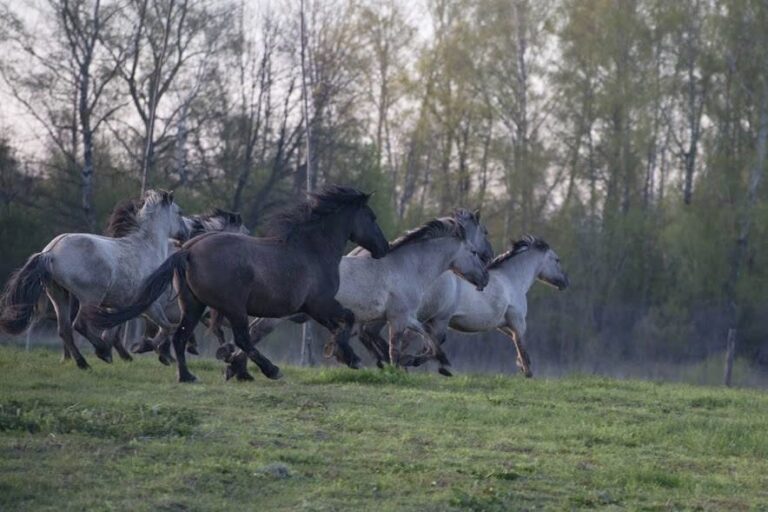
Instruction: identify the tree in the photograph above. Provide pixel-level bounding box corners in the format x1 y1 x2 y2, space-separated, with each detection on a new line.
1 0 125 230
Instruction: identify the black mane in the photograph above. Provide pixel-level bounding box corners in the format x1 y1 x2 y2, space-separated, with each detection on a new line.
104 199 141 238
265 186 370 240
487 235 549 269
388 217 466 252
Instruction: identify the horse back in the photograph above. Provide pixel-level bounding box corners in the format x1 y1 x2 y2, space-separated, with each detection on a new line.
183 233 315 318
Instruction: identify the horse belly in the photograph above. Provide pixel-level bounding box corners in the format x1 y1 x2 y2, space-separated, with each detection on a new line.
450 303 503 333
245 288 304 318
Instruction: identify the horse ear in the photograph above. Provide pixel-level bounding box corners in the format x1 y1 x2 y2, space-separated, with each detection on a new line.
234 213 242 224
168 191 174 204
473 208 481 221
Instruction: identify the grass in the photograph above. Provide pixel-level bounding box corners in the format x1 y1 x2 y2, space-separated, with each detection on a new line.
1 346 768 511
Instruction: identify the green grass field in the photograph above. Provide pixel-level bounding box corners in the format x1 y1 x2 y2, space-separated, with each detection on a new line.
1 346 767 511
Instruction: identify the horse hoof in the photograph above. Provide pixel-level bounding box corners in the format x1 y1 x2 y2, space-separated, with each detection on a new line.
524 370 533 378
215 344 236 362
178 372 198 383
118 352 133 362
348 359 362 370
158 354 172 367
187 345 199 356
376 360 385 369
236 371 255 382
131 340 155 354
97 351 113 364
265 366 283 380
76 359 91 370
438 367 453 377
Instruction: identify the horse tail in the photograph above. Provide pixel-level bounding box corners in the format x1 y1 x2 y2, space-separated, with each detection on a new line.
0 252 53 335
85 250 190 330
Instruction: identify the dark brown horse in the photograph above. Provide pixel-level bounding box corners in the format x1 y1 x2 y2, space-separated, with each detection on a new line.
87 186 389 382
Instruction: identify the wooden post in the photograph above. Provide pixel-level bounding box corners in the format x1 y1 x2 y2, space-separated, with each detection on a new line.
724 328 736 387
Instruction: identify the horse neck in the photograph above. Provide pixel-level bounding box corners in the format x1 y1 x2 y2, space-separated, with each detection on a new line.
495 250 542 295
134 212 172 256
296 212 353 265
397 237 462 282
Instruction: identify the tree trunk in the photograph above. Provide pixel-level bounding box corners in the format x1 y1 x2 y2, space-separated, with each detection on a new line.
725 86 768 378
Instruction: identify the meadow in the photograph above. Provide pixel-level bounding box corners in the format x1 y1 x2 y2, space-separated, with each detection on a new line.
1 345 767 511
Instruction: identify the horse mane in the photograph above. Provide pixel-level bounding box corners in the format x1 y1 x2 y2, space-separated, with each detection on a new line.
186 208 244 238
388 217 466 252
104 199 142 238
486 235 550 269
265 186 370 240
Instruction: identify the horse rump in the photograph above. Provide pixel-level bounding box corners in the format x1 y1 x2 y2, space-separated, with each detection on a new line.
84 250 190 330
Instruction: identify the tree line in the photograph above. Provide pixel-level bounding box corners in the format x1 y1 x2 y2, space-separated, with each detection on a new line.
2 0 768 373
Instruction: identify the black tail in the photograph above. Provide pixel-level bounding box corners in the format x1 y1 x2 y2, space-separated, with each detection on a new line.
85 251 190 330
0 253 52 335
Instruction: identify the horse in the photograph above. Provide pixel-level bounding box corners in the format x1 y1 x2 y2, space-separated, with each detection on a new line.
241 209 493 379
101 204 250 362
85 186 390 382
394 235 569 377
0 190 189 370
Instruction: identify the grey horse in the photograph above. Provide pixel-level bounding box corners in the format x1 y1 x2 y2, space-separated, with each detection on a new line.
386 236 569 377
239 210 492 379
0 190 188 369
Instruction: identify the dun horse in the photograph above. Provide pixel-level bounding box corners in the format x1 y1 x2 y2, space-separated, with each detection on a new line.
388 235 569 377
0 190 189 369
101 204 250 362
87 186 389 382
243 209 493 379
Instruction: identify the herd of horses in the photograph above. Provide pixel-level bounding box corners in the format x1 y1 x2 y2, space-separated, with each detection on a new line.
0 186 569 383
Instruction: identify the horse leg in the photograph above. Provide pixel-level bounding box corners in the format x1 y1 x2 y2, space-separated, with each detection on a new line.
104 324 132 362
217 314 287 380
387 320 408 369
308 301 361 369
498 325 532 378
145 303 178 366
227 314 282 380
171 296 205 383
358 320 389 368
61 294 79 361
429 322 454 377
73 307 113 364
132 320 158 354
46 284 89 369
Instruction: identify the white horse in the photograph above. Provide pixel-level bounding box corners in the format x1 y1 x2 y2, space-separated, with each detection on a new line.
230 213 491 380
410 235 569 377
0 190 188 369
102 206 250 363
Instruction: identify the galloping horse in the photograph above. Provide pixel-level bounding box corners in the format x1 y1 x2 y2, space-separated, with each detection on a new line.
101 203 250 362
243 209 492 379
0 190 188 369
391 236 569 377
86 186 390 382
